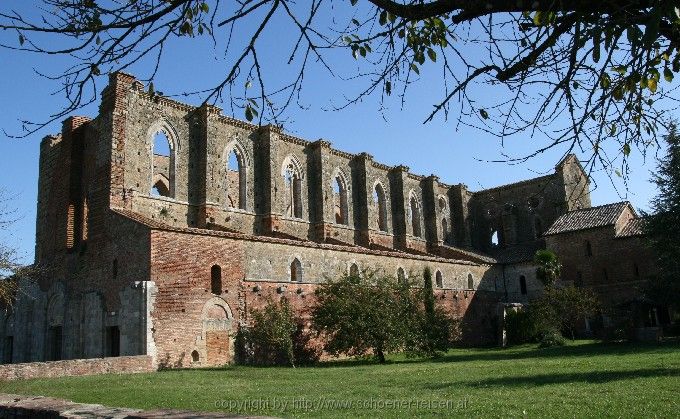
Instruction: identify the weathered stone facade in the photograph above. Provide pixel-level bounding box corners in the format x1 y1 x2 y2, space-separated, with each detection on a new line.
1 72 594 368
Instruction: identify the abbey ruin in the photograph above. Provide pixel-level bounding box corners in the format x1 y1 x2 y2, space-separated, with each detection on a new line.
2 72 657 369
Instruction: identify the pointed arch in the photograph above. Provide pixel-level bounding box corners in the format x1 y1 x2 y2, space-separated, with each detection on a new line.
397 267 406 285
435 270 443 288
281 156 304 219
332 169 349 225
349 263 360 278
467 273 474 290
211 265 222 295
373 182 388 232
409 191 422 238
223 139 250 211
147 120 179 198
290 258 302 282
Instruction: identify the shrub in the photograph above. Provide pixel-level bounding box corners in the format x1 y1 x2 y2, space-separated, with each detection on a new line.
504 308 538 345
236 297 318 366
538 329 566 348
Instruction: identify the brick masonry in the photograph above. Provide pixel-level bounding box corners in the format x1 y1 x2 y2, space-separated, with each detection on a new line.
0 355 152 381
3 71 643 371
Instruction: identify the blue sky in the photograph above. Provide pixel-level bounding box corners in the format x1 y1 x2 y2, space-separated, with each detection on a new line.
0 4 668 264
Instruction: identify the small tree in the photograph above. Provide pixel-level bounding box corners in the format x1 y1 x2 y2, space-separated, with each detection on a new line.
312 273 404 363
238 297 298 366
532 286 600 340
643 123 680 307
534 249 562 287
416 267 452 356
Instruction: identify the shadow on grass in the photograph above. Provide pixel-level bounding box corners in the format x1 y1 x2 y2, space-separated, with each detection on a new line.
171 340 680 372
425 367 680 390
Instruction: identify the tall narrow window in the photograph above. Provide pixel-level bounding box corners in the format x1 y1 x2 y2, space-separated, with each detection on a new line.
112 259 118 279
467 273 474 290
291 258 302 282
333 175 348 225
152 131 172 197
435 271 443 288
519 275 527 295
226 149 246 210
602 268 609 281
491 230 500 247
585 240 592 256
410 194 422 238
397 267 406 285
284 163 303 219
211 265 222 295
373 183 388 232
633 263 640 277
349 263 359 278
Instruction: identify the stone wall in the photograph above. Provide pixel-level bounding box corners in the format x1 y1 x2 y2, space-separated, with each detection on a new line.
0 355 153 381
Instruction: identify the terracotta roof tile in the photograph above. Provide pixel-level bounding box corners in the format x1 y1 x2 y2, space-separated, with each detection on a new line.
544 202 631 236
616 217 647 238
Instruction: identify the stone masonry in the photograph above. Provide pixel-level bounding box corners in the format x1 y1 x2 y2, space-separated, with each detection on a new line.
0 72 594 368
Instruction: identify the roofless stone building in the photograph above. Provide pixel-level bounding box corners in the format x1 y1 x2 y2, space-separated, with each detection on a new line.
3 71 644 368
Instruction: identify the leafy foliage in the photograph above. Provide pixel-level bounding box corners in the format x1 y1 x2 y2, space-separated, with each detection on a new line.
534 249 562 287
532 286 600 340
312 269 455 363
236 297 309 366
0 189 37 307
643 122 680 306
2 1 680 178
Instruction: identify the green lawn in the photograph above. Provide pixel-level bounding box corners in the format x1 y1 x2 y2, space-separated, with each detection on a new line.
1 340 679 418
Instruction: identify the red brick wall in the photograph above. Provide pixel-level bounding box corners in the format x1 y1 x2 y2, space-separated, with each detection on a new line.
0 355 153 381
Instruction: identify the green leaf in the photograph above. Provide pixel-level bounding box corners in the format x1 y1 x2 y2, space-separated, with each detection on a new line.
623 143 631 156
350 0 358 5
245 106 253 122
615 169 622 177
647 78 658 93
410 64 420 75
427 48 436 62
148 82 155 96
664 67 674 82
379 11 387 26
90 64 100 76
385 80 391 96
600 74 611 89
245 80 252 89
479 109 489 119
200 2 209 13
351 19 360 26
18 34 24 46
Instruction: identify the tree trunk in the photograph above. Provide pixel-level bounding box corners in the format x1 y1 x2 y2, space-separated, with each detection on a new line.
376 348 386 364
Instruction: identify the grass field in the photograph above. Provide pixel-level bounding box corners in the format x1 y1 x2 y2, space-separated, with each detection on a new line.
1 340 678 418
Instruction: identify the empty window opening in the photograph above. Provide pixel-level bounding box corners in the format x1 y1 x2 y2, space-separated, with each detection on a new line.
467 274 474 290
438 197 447 212
634 263 640 277
284 164 303 218
373 184 388 232
435 271 443 288
491 230 500 247
211 265 222 295
602 268 609 281
291 258 302 282
410 195 422 238
226 149 246 210
519 275 527 295
397 267 406 285
105 326 120 357
152 131 173 198
442 218 448 244
333 175 349 225
191 350 200 363
349 263 359 278
112 259 118 279
585 240 592 256
534 217 543 238
47 326 62 361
